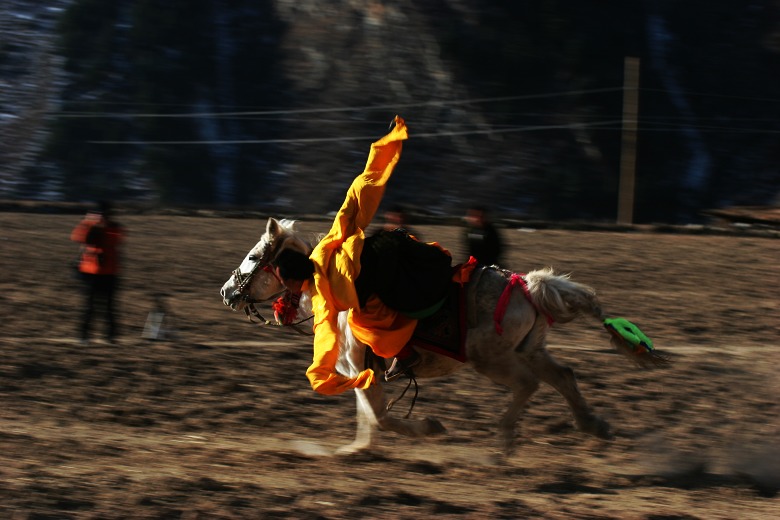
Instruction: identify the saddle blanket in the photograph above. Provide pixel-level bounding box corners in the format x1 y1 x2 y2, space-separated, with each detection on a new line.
407 282 467 362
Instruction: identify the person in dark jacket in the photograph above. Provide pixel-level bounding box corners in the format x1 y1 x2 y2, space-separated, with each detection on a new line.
464 206 503 266
71 201 125 345
382 205 421 240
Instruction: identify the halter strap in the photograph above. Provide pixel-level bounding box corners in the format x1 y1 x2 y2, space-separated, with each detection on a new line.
231 238 290 299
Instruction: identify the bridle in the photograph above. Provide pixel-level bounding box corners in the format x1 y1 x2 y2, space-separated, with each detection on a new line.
232 261 278 298
229 238 314 335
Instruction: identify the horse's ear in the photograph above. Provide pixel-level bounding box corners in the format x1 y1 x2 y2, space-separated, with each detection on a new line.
265 217 281 238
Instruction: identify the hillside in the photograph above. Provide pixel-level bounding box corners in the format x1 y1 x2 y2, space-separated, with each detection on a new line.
1 1 778 223
0 1 71 196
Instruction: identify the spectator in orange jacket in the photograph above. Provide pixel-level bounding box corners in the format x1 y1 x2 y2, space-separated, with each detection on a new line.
71 201 125 345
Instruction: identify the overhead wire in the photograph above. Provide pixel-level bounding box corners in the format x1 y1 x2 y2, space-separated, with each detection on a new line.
87 116 780 145
56 85 780 117
56 86 625 118
88 120 627 145
49 84 777 145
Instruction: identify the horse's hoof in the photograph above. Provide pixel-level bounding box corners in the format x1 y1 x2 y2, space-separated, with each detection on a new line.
594 419 614 440
335 442 372 456
500 441 516 458
425 417 447 435
579 416 613 440
592 420 613 440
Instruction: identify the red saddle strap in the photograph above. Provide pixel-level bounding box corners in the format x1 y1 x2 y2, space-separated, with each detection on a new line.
494 273 554 335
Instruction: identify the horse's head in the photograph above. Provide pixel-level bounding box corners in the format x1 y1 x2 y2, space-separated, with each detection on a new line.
220 217 312 311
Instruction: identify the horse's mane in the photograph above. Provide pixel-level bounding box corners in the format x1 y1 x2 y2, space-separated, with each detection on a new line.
274 219 321 252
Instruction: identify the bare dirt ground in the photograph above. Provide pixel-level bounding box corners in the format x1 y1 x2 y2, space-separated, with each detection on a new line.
1 212 778 519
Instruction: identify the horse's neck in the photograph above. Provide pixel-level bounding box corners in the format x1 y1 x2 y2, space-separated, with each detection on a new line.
296 287 347 335
298 288 314 318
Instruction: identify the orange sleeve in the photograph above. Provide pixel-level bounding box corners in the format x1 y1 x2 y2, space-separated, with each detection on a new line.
305 284 376 395
304 117 409 395
71 218 94 243
71 217 102 274
309 116 409 311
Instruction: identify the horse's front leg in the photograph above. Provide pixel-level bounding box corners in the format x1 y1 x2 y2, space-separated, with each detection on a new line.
335 385 382 455
337 327 446 454
336 382 446 455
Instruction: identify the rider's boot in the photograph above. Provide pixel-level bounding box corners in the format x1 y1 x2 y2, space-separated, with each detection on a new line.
384 347 421 382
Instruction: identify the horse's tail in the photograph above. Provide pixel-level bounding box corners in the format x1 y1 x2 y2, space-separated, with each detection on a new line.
523 267 605 325
524 267 670 368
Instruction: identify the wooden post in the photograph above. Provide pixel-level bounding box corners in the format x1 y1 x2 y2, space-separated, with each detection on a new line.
618 56 640 225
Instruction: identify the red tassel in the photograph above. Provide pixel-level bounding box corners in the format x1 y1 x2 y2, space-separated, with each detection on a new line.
272 291 300 325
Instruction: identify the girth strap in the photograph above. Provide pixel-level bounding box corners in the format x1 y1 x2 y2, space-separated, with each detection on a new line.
494 273 554 335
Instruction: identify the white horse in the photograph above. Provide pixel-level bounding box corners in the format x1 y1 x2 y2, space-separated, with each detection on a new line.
220 217 667 455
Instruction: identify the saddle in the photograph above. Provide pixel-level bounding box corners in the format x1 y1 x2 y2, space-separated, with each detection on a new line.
405 281 468 362
403 259 484 363
364 280 469 378
358 234 478 369
356 229 453 312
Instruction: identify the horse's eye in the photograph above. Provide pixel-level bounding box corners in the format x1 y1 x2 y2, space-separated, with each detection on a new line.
248 255 258 262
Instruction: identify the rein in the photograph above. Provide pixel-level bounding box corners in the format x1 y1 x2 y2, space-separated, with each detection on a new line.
386 375 419 418
243 301 314 336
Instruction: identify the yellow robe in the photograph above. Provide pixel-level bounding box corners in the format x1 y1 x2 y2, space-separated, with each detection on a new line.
305 116 417 395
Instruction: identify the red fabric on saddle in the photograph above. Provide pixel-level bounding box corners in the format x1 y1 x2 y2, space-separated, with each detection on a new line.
494 273 554 335
453 255 478 285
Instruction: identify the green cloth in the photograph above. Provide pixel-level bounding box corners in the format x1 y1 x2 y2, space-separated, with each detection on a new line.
403 297 446 319
603 317 654 351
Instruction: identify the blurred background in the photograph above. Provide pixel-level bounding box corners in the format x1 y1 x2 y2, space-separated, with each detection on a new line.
1 0 778 224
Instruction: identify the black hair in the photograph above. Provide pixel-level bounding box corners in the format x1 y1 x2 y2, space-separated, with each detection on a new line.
274 249 315 281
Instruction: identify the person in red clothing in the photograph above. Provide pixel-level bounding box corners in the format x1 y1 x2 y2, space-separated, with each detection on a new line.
71 201 125 344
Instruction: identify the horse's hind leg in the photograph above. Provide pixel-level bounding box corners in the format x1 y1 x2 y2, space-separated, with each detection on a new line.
499 369 540 454
472 356 540 454
530 348 612 439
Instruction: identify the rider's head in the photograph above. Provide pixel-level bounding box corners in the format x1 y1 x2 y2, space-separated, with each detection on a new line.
274 249 315 292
